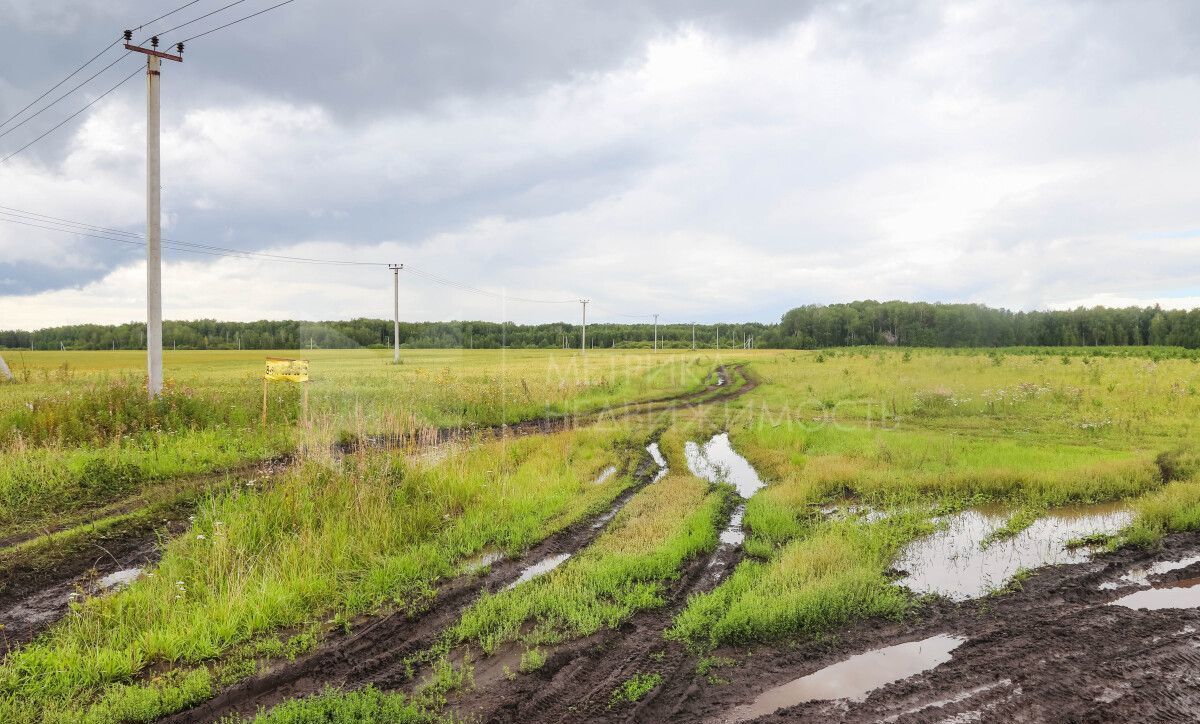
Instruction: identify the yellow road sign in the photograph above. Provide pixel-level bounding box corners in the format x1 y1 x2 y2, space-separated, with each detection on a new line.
264 357 309 382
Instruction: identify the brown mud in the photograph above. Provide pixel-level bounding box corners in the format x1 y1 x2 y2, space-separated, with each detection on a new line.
159 444 676 723
2 365 751 668
0 522 174 655
643 531 1200 724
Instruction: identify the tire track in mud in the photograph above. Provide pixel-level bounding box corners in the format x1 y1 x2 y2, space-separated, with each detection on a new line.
340 364 756 453
0 456 292 658
652 531 1200 724
452 516 746 724
161 365 758 721
160 446 675 723
2 365 754 668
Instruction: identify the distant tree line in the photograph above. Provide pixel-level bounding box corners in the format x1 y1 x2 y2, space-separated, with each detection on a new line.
0 319 770 351
775 301 1200 349
4 302 1200 351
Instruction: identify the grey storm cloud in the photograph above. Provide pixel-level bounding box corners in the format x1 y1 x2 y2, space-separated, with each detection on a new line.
3 0 1200 327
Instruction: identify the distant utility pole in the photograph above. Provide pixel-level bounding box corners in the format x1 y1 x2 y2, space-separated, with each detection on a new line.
716 324 720 350
653 314 659 351
389 264 403 363
580 299 589 354
124 32 183 398
692 323 696 350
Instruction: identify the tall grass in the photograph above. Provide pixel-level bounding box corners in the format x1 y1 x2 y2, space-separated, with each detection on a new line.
0 426 642 722
668 514 931 648
447 472 726 655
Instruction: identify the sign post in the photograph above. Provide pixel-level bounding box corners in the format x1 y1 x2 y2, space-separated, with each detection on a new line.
263 357 310 427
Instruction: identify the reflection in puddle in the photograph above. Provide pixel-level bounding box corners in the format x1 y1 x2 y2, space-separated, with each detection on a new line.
723 634 965 722
506 553 571 589
592 465 618 485
647 442 667 469
464 551 504 574
1101 555 1200 590
97 567 143 590
686 434 764 551
895 503 1131 601
685 433 764 499
1111 576 1200 610
720 506 746 546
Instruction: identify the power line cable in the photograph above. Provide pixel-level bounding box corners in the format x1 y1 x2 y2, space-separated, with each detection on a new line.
0 52 132 141
130 0 205 32
0 38 122 131
178 0 297 44
0 214 391 266
0 65 142 166
141 0 253 42
0 0 204 132
0 208 387 266
404 265 576 304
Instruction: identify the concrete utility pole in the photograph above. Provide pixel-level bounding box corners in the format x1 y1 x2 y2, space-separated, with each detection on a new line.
389 264 403 363
716 324 720 349
653 314 659 351
692 323 696 350
580 299 590 354
124 32 182 398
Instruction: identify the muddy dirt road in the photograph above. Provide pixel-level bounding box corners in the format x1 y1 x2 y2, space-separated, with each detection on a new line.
0 366 753 667
649 532 1200 724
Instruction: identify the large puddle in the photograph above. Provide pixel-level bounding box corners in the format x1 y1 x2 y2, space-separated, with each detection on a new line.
1101 555 1200 590
685 433 765 499
1111 576 1200 610
895 503 1131 601
686 433 765 551
722 634 965 722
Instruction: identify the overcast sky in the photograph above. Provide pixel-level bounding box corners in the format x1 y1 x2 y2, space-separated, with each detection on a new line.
2 0 1200 330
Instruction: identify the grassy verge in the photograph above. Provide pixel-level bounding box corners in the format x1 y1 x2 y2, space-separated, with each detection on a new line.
668 513 931 649
0 425 644 722
446 472 726 655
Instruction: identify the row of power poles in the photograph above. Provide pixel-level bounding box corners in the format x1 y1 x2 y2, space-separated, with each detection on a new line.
128 30 747 395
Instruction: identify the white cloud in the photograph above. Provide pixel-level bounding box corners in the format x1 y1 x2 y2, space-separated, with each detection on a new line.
5 0 1200 328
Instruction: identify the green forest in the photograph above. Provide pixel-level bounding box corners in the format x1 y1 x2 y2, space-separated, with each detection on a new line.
4 301 1200 350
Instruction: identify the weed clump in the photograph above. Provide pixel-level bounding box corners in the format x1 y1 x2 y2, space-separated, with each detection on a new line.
609 672 662 707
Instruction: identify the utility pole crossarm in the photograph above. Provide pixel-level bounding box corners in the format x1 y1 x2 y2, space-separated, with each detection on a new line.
124 43 184 62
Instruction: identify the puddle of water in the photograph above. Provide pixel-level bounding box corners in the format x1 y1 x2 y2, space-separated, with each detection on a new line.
505 553 571 590
720 505 746 546
723 634 965 722
1110 576 1200 610
895 503 1131 601
1100 555 1200 590
97 567 143 590
647 442 667 469
463 551 504 574
685 433 765 499
592 465 618 485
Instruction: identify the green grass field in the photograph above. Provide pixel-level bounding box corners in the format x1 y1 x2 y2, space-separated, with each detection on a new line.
2 346 1199 722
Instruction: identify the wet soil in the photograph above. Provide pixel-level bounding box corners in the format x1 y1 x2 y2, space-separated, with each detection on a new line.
383 531 1200 724
647 531 1200 724
159 446 674 723
0 522 173 655
3 366 752 672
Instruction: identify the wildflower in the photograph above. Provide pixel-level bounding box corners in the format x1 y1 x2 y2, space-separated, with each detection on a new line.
196 534 206 540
